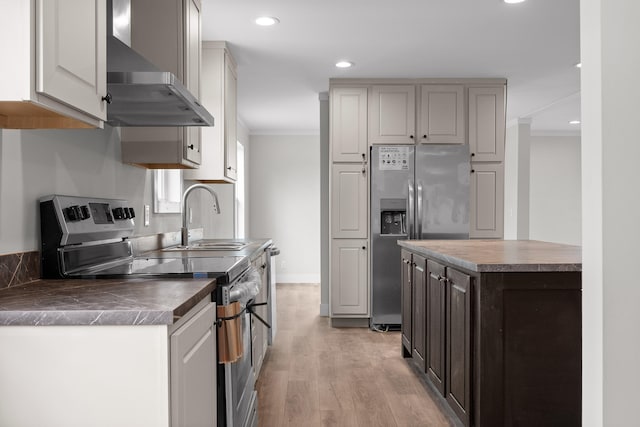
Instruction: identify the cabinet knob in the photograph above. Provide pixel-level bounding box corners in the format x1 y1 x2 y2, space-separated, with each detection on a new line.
362 153 366 159
101 93 112 104
422 135 427 139
362 246 366 250
362 168 366 175
227 166 232 170
409 135 414 139
471 153 475 157
187 144 195 150
471 169 475 174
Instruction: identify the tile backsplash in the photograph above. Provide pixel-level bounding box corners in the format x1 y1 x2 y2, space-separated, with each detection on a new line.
0 251 40 289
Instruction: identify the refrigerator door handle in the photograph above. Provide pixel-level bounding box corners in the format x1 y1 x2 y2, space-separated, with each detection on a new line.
407 180 414 239
417 181 423 239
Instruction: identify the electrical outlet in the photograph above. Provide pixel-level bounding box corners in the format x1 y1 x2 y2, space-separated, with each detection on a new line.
144 205 150 227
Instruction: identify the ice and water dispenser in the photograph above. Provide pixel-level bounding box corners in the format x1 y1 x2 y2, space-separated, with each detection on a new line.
379 199 406 235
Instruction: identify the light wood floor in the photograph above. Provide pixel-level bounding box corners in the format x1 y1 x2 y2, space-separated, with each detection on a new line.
256 284 454 427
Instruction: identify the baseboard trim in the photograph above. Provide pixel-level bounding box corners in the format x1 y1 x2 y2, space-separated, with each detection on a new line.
330 318 370 328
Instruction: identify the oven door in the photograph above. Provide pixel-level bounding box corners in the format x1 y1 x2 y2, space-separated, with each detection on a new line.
222 308 257 427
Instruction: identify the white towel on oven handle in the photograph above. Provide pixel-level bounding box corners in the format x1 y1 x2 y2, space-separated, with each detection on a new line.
228 266 261 306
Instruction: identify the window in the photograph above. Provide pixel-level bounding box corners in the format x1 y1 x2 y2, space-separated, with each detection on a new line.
235 141 245 238
153 169 182 213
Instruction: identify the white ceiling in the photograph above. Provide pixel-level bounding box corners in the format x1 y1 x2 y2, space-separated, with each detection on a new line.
201 0 581 135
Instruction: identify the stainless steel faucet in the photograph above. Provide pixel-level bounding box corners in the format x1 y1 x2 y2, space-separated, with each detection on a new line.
181 184 221 246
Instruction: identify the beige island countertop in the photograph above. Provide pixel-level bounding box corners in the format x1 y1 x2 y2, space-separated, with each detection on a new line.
398 239 582 273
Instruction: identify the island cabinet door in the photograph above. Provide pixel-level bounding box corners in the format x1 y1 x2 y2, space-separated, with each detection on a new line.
411 254 427 370
400 249 413 356
446 268 472 427
426 259 446 395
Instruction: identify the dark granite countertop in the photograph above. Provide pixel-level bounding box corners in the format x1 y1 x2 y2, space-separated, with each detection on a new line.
0 278 215 326
398 239 582 273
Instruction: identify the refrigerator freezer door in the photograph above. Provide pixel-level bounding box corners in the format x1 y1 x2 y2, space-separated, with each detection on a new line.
370 145 414 327
415 145 470 239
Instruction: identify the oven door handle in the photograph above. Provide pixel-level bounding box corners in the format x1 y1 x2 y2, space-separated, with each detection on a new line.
246 301 271 329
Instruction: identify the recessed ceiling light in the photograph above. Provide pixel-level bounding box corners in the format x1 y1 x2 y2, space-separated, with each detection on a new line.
569 120 581 125
504 0 526 3
575 62 582 68
335 61 354 69
255 16 279 26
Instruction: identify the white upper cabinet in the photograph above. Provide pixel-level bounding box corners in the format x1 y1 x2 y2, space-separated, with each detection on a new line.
0 0 107 129
331 87 368 162
184 41 238 182
369 85 416 144
468 86 505 162
418 85 464 144
121 0 203 169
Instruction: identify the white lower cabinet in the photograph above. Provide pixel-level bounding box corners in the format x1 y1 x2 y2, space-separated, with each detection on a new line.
470 162 504 238
0 299 216 427
331 163 368 238
170 301 217 427
330 239 369 316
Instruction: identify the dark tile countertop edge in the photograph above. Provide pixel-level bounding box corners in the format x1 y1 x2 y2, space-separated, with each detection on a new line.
0 278 215 326
398 239 582 273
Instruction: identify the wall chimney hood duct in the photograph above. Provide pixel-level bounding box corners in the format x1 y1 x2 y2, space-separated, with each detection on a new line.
106 0 214 127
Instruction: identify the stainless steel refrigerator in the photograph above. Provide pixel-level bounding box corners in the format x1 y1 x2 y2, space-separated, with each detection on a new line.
370 144 470 328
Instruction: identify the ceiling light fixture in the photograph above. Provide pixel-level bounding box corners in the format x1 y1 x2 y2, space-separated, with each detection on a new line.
504 0 526 3
255 16 279 26
335 61 354 69
569 120 581 125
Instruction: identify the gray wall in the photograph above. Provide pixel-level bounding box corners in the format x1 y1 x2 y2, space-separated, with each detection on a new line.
0 126 227 255
249 134 320 283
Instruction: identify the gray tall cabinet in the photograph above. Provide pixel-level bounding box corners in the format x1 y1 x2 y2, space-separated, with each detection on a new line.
328 78 506 324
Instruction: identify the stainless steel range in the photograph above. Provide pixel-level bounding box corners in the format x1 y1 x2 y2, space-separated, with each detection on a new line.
39 195 260 427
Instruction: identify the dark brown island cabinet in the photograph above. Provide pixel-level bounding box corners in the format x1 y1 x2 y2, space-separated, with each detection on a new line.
399 240 582 427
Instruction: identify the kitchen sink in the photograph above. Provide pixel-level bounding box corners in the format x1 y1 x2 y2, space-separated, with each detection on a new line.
163 240 254 251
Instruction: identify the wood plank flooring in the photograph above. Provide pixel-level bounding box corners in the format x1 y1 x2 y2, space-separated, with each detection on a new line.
256 284 454 427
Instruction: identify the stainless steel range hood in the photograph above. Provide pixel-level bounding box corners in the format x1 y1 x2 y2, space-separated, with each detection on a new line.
106 0 214 127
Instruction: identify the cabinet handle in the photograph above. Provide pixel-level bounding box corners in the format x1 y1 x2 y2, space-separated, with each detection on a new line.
362 153 366 159
430 272 445 281
101 93 112 104
362 168 366 175
188 144 195 150
227 166 233 170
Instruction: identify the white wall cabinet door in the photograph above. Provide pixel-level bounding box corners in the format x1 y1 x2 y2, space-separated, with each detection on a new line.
469 86 505 162
470 163 504 238
369 85 416 144
224 55 238 181
330 239 368 316
418 85 464 144
183 0 203 165
331 164 368 238
37 0 107 122
184 42 237 182
170 302 216 427
331 87 368 162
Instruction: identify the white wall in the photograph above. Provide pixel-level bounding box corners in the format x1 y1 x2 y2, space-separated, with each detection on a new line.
0 126 216 255
529 135 581 245
249 134 320 283
581 1 640 425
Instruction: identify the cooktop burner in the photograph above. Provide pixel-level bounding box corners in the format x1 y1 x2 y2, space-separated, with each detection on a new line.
75 256 249 284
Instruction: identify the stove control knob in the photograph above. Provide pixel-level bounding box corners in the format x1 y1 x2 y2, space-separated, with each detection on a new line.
123 207 131 219
66 206 80 221
112 207 124 220
128 207 136 219
79 205 91 220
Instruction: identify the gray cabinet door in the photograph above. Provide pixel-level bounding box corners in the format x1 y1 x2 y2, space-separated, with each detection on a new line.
469 86 505 162
401 250 413 355
412 254 427 370
426 259 446 395
331 163 368 238
369 85 416 144
330 239 368 316
418 85 464 145
331 87 368 162
470 162 504 238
